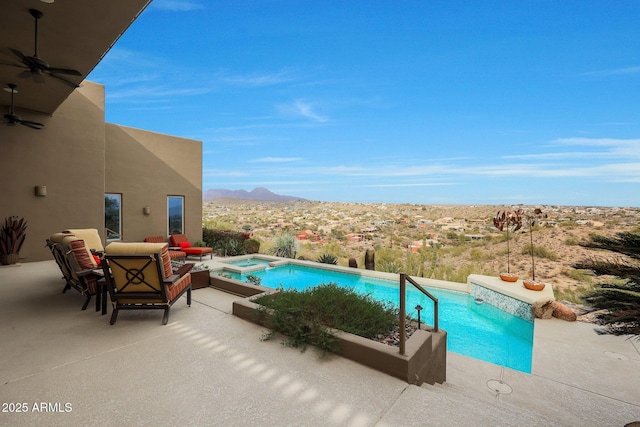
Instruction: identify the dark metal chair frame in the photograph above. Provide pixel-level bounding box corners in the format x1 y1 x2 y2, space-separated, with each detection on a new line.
46 238 104 312
101 253 192 325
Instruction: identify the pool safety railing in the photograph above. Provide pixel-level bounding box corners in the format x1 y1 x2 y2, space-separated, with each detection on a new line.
399 273 439 356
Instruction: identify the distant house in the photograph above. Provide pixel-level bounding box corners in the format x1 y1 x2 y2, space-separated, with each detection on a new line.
296 230 322 242
416 219 434 227
407 239 441 253
346 233 366 243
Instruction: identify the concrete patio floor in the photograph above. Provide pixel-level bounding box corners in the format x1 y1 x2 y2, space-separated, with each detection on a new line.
1 261 639 426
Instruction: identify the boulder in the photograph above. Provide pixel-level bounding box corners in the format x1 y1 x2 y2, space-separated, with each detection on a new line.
532 299 554 319
552 301 577 322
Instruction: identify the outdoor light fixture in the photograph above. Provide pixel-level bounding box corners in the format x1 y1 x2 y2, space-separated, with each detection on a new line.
143 206 151 215
34 185 47 197
415 304 423 329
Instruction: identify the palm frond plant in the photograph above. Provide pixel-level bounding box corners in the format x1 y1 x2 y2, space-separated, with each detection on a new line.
493 209 522 281
576 232 640 338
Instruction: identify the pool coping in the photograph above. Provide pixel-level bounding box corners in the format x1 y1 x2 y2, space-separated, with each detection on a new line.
200 255 555 313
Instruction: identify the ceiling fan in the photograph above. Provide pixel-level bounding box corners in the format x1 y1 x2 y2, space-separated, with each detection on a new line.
3 84 44 130
6 8 82 88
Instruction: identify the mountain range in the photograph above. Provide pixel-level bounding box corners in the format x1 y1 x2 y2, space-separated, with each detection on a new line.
203 187 305 202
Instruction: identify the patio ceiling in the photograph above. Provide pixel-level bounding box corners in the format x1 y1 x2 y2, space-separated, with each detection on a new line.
0 0 150 116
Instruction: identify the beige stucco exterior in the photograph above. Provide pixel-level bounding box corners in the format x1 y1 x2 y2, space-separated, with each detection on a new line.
0 80 202 262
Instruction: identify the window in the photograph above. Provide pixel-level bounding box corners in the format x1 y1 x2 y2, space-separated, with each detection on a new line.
168 196 184 235
105 194 122 240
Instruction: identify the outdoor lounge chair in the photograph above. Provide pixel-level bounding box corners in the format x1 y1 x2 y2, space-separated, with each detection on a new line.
102 242 193 325
169 234 213 261
144 236 187 260
46 233 104 312
63 228 105 257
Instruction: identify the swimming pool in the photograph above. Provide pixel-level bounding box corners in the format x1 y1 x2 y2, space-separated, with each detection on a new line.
225 258 273 268
219 263 534 373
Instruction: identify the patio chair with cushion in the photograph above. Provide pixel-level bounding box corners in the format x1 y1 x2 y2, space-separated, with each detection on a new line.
63 228 105 257
46 232 104 312
169 234 213 261
144 236 187 260
102 242 193 325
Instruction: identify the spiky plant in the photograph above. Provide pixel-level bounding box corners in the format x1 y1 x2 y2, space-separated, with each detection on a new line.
271 233 299 259
316 254 338 265
575 232 640 337
0 216 27 255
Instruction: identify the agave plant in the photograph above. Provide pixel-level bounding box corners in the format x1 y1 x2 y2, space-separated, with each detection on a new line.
493 209 522 279
316 254 338 265
0 216 27 255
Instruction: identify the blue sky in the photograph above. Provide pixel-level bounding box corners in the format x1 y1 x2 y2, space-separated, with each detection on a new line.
88 1 640 207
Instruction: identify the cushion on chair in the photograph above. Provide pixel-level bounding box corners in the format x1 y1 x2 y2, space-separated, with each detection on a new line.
49 232 74 244
144 236 166 243
64 229 104 252
105 242 172 279
60 234 97 268
183 247 213 255
167 274 192 302
178 241 190 249
69 239 95 270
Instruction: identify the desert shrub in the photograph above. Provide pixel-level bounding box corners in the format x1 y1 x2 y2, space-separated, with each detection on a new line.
254 283 398 354
243 238 260 254
271 233 299 258
565 235 580 246
563 268 594 284
316 254 338 265
379 259 403 273
203 228 249 255
521 244 559 261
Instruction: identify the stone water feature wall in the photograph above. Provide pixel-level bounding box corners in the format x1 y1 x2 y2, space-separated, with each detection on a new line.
470 282 534 322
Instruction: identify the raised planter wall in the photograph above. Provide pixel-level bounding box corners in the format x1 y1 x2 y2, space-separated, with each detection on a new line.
232 296 447 385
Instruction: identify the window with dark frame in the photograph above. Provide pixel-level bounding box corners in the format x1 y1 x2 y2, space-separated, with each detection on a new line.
168 196 184 235
105 194 122 240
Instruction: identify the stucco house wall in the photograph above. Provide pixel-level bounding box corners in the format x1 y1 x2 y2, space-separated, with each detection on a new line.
0 81 202 262
105 124 202 244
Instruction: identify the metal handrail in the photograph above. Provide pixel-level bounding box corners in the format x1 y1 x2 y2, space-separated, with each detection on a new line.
399 273 439 355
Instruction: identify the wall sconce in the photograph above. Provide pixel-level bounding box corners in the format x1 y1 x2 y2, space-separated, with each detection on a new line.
143 206 151 215
34 185 47 197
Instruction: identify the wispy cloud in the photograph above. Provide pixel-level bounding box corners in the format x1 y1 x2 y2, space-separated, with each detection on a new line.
220 69 301 87
150 0 205 12
581 66 640 77
250 157 303 163
277 99 329 122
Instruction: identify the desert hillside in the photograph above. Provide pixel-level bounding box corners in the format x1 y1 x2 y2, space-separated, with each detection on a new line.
204 200 640 299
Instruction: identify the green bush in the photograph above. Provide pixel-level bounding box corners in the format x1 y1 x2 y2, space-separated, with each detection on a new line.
243 238 260 254
521 244 559 261
202 228 250 255
254 283 398 355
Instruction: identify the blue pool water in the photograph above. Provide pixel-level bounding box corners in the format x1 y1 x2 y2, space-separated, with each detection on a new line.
225 258 272 268
221 264 534 373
